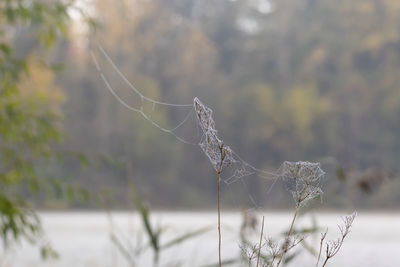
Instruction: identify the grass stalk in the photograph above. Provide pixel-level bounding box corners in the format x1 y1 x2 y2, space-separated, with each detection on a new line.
256 216 265 267
217 171 222 267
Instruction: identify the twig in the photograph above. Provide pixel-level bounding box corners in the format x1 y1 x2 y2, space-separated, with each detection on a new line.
321 212 356 267
256 216 265 267
315 229 328 267
217 170 222 267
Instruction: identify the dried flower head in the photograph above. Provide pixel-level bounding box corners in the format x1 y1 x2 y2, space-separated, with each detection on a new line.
322 211 357 266
193 97 235 173
338 211 357 238
280 161 325 207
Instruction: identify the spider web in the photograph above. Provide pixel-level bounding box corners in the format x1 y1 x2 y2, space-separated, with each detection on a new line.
90 44 282 211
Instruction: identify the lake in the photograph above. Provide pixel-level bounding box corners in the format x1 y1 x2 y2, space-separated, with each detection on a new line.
1 211 399 267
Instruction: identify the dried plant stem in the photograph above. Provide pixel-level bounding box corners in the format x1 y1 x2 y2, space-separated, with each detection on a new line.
276 208 298 267
321 257 329 267
256 216 265 267
217 170 222 267
321 238 344 267
216 145 226 267
315 230 328 267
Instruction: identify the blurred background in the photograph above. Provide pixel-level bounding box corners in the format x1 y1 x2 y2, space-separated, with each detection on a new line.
1 0 400 266
63 0 399 210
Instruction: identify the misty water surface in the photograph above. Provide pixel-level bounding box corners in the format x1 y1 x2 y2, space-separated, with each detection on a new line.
3 212 399 267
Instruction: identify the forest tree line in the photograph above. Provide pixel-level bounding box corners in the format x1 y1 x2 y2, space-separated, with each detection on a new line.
6 0 400 210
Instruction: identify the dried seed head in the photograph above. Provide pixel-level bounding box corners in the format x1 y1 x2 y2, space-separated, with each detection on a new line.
194 97 235 172
279 161 325 207
281 161 325 184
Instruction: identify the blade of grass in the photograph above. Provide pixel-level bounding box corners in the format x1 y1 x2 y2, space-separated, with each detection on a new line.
200 257 239 267
256 216 265 267
130 183 160 264
161 225 214 250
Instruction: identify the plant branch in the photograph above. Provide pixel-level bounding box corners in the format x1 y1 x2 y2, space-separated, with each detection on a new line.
315 229 328 267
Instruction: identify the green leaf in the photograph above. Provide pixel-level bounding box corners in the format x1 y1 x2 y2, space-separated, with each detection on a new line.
161 225 213 250
200 258 240 267
0 43 11 55
41 245 59 260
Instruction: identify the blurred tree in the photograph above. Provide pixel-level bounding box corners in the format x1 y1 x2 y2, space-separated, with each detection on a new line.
0 0 89 257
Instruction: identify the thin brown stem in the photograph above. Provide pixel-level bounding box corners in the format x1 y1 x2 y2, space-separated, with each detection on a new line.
217 171 222 267
315 230 328 267
321 258 329 267
276 208 298 267
216 144 226 267
256 216 265 267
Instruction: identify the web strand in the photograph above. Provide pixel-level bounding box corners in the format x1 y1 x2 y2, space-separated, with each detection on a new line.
91 43 283 210
97 44 193 107
90 49 197 145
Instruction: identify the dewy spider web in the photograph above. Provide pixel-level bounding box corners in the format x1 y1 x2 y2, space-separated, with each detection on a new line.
90 44 283 210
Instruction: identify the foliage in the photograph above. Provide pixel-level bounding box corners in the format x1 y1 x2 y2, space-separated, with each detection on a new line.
0 0 86 256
